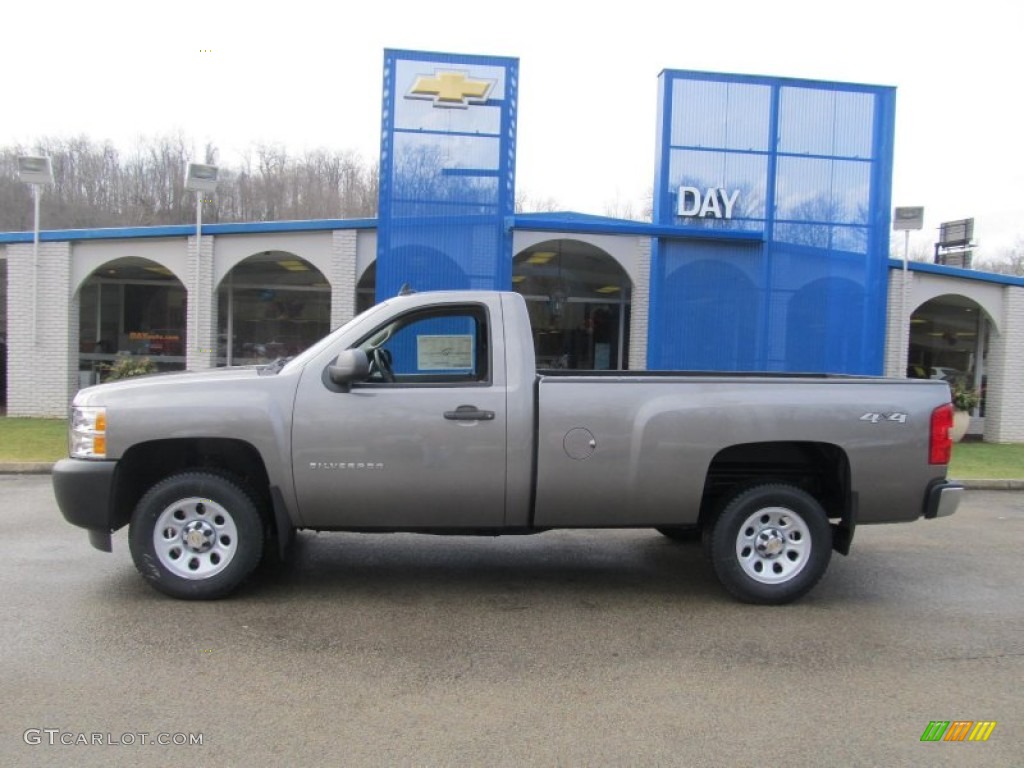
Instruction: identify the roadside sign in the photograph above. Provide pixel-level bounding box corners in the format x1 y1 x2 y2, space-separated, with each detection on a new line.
939 218 974 248
893 207 925 231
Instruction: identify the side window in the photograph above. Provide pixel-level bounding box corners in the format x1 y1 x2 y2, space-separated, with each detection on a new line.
354 305 489 385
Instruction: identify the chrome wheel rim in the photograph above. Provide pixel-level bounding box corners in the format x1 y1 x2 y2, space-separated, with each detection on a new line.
735 506 811 584
153 497 238 580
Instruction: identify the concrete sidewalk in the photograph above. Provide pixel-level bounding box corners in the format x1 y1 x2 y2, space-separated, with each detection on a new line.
3 461 1021 490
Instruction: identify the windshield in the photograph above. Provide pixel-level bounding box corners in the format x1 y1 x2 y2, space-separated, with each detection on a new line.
278 298 396 376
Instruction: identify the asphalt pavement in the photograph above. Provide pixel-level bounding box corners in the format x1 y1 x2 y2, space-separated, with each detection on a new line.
1 475 1021 767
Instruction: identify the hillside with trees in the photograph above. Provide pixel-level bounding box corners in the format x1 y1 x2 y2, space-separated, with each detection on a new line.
0 134 378 231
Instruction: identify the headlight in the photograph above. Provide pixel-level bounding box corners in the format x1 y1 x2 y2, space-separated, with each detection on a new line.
70 406 107 459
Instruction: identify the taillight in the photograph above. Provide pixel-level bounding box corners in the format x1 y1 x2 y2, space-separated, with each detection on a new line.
930 403 953 465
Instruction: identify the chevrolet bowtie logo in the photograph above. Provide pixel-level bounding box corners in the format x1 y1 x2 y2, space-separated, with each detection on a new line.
407 70 495 108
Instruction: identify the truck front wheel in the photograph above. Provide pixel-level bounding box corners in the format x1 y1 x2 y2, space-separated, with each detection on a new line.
709 484 831 605
129 472 265 599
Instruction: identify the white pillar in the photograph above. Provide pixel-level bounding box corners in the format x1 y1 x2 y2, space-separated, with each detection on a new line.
884 269 912 378
6 241 75 416
984 287 1024 443
186 234 216 370
628 236 651 371
330 230 358 329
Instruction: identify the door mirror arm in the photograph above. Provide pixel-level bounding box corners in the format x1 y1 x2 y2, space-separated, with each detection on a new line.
326 349 370 393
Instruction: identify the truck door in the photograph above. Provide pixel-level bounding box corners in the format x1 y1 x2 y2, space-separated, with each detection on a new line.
291 301 507 528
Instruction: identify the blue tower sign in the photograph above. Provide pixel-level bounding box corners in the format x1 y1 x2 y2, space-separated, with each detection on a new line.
649 71 896 374
376 49 519 302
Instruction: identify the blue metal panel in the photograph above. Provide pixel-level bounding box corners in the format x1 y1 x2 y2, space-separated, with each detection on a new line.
649 240 764 370
376 49 518 301
650 69 896 374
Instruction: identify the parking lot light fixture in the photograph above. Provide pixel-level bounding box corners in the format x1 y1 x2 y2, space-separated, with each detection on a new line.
17 156 55 345
184 163 219 360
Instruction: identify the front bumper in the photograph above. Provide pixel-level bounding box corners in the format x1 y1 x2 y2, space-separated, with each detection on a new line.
923 480 964 519
52 458 119 551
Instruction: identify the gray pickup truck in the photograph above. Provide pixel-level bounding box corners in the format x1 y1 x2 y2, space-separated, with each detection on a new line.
53 290 962 604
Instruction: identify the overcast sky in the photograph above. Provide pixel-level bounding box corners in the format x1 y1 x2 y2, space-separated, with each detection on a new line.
4 0 1021 258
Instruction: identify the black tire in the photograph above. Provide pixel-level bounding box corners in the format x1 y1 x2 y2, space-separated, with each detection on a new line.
656 526 701 543
129 471 265 599
708 484 832 605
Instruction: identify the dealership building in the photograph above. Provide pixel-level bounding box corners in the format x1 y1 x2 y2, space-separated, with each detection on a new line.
2 50 1022 440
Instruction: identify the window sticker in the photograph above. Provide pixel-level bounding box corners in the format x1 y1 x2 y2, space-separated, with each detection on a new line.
417 335 473 370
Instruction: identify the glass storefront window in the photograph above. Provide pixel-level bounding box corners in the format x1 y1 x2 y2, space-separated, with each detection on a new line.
520 299 629 370
217 252 330 366
77 258 187 386
514 240 632 371
908 296 987 414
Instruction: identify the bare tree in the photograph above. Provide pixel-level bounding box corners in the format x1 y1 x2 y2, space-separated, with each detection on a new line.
0 134 379 231
515 191 561 213
976 237 1024 276
888 237 934 263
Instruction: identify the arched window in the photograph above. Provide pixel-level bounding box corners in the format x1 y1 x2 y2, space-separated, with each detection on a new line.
217 251 330 366
77 257 187 386
513 240 632 370
909 294 990 416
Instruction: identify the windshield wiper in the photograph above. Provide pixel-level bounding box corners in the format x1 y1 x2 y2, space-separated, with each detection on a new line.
258 356 293 376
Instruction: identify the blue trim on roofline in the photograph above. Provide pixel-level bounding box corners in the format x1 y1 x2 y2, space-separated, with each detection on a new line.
0 213 766 245
0 218 378 244
888 259 1024 287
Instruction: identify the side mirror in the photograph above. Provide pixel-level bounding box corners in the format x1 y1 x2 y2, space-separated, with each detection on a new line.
328 349 370 392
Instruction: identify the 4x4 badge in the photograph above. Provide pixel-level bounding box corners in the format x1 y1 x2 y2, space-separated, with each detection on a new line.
859 412 907 424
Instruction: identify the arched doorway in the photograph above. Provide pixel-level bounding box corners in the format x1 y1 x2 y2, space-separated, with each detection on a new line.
217 251 330 366
786 277 865 373
356 261 376 315
908 294 990 414
514 240 632 370
660 258 758 371
77 257 187 386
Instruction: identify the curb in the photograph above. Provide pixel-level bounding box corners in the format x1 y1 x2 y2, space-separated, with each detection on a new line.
955 478 1024 491
0 462 57 475
1 464 1022 491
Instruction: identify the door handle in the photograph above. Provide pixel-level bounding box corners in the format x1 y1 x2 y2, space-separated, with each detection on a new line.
444 405 495 421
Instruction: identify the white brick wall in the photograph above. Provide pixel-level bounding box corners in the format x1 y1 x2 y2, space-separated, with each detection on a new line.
186 235 216 371
884 269 912 378
330 230 358 329
0 253 8 343
628 236 651 371
6 241 74 417
985 288 1024 443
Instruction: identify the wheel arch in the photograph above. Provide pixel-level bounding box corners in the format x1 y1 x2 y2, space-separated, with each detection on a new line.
112 438 276 533
699 441 854 553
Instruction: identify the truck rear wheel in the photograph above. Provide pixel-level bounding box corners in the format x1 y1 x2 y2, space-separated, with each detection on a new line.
129 472 264 599
708 484 831 605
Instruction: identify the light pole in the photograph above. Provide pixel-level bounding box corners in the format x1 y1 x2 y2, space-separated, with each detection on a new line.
893 207 924 377
17 156 55 345
184 163 219 363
